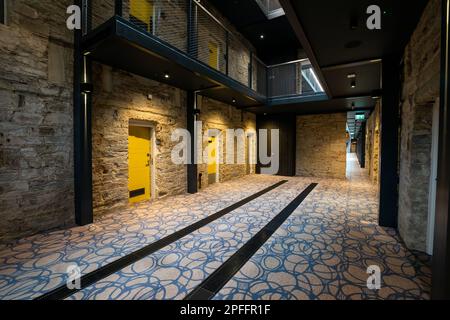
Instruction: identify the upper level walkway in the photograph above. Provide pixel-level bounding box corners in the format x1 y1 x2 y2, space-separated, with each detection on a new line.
81 0 326 109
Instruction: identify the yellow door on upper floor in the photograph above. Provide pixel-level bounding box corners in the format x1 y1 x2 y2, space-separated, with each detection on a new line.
130 0 154 33
128 126 151 204
208 41 219 70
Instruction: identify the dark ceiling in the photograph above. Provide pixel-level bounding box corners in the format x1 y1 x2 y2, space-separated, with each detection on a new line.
207 0 302 64
290 0 430 67
209 0 428 115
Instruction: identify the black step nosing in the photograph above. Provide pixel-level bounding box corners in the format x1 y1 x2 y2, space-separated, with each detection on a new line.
34 180 288 301
184 183 318 301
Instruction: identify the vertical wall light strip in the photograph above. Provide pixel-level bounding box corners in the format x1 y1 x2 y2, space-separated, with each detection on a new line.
83 56 87 83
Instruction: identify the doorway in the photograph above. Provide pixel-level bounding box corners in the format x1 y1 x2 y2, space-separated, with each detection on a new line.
208 135 219 185
208 41 219 70
246 133 255 175
128 124 153 204
130 0 155 34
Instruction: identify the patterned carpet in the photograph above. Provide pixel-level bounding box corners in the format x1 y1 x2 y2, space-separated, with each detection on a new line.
215 158 431 300
67 179 312 300
0 155 431 300
0 175 283 300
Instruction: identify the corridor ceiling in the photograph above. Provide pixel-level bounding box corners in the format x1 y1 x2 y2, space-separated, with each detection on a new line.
347 110 372 139
245 0 429 114
207 0 302 64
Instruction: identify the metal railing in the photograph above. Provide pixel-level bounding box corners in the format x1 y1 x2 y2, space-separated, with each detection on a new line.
83 0 324 99
267 59 324 98
252 54 267 96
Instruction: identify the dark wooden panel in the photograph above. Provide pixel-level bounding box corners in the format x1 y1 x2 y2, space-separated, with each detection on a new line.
379 56 401 228
356 122 366 168
187 91 198 194
256 114 296 177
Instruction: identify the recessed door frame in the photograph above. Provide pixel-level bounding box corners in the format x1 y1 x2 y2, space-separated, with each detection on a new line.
129 119 157 201
247 131 256 175
207 129 221 184
208 40 220 70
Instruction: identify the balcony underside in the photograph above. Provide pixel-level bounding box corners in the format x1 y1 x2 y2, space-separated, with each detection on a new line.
82 17 265 108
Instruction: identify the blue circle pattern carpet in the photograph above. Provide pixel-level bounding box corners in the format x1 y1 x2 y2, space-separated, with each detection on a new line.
0 158 431 300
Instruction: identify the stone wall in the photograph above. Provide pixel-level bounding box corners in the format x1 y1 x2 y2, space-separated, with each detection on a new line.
398 0 440 252
91 0 115 30
296 113 347 179
91 64 187 217
200 1 254 86
0 0 259 241
0 1 75 243
197 96 256 190
365 101 381 185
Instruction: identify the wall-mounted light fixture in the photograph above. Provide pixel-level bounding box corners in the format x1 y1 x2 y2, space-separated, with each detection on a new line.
81 82 93 94
350 16 358 30
371 89 382 100
351 80 356 89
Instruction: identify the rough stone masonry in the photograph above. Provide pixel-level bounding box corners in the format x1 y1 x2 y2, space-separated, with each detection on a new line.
296 113 347 179
398 0 441 252
0 0 75 243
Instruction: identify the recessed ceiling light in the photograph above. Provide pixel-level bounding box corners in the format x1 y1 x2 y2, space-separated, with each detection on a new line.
164 73 170 79
260 34 265 40
232 98 237 103
347 73 356 79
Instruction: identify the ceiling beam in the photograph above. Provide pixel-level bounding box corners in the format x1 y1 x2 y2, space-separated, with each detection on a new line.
322 59 383 71
279 0 332 98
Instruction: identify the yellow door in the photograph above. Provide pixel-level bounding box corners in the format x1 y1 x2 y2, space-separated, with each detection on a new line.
128 126 151 204
207 136 217 184
130 0 154 33
208 42 219 70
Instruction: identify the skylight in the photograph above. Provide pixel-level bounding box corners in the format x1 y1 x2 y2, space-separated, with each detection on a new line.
255 0 285 20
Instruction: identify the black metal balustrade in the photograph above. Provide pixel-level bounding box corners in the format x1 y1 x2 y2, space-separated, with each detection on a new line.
268 59 324 98
82 0 324 99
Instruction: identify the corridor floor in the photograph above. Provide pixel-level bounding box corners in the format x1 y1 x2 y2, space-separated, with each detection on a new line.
0 154 431 300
